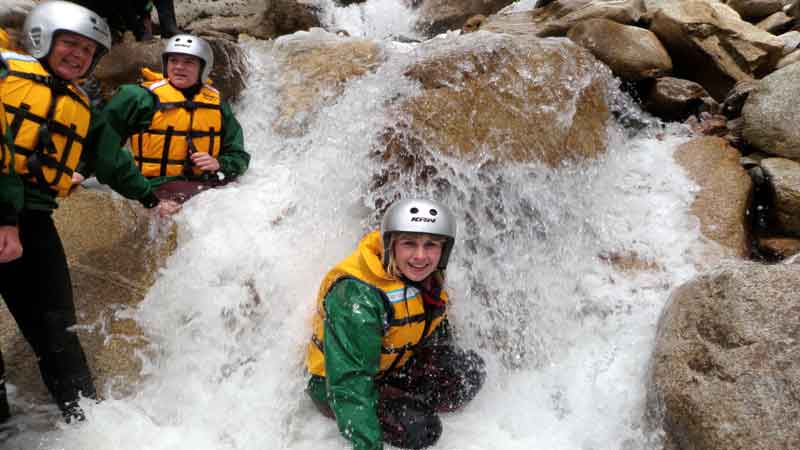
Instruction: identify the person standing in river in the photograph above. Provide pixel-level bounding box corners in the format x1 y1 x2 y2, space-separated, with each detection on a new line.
0 1 180 423
305 198 486 450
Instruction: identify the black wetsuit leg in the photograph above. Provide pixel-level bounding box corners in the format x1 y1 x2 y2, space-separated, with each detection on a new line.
0 210 96 421
376 345 486 448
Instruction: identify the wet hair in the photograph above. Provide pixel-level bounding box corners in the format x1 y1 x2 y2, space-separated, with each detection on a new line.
385 232 447 285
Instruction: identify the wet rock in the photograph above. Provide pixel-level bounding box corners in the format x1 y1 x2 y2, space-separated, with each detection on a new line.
648 261 800 450
386 32 611 167
482 0 647 37
93 36 248 102
1 189 175 403
741 62 800 158
566 18 672 81
248 0 323 39
644 77 716 121
272 29 383 136
416 0 516 35
761 157 800 236
674 137 752 257
650 0 784 101
598 250 661 271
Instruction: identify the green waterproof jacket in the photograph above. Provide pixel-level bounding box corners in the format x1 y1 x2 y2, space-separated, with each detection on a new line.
0 62 158 224
100 82 249 188
307 278 451 450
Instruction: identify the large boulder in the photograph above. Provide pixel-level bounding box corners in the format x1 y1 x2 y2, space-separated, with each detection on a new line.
644 76 717 121
741 62 800 158
566 18 672 81
94 36 248 102
1 188 175 403
484 0 647 37
650 0 784 100
416 0 517 35
173 0 320 40
271 29 384 136
648 261 800 450
674 137 752 257
384 31 612 167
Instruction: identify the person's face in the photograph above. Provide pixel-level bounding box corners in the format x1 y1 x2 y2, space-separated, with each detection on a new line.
166 54 201 89
47 32 97 81
392 234 443 282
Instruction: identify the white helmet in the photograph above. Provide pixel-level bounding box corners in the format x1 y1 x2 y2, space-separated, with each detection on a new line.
381 198 457 271
23 1 111 77
163 34 214 82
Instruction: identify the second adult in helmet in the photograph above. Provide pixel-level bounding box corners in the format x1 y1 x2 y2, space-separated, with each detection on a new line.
162 33 213 85
381 198 457 271
22 0 111 78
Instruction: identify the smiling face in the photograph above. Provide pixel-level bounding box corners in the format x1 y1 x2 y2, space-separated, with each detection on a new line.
391 233 444 282
47 32 97 81
166 53 202 89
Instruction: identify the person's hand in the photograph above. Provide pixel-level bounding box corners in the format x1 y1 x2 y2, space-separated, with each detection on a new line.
71 172 85 185
0 225 23 263
153 200 181 217
190 152 220 172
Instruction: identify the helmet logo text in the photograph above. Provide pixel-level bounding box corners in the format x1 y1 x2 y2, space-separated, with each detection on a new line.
410 217 436 223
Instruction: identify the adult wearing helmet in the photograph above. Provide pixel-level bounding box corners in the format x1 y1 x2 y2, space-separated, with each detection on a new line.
99 33 249 203
305 199 486 450
0 1 179 424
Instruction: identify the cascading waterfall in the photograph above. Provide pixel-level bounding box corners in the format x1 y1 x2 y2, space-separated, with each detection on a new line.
5 1 713 449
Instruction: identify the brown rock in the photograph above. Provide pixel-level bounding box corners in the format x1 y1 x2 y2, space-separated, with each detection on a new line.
650 0 784 101
644 77 715 121
567 18 672 81
272 30 384 136
249 0 323 39
482 0 647 37
416 0 516 35
648 261 800 450
741 62 800 158
674 137 752 257
387 32 611 167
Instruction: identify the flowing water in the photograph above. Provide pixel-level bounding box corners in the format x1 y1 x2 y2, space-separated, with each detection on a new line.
5 1 717 449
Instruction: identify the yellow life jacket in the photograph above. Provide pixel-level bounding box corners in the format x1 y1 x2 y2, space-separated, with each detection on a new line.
130 70 222 178
306 230 449 378
0 51 91 197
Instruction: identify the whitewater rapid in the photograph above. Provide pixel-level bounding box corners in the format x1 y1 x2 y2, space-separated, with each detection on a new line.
4 1 713 449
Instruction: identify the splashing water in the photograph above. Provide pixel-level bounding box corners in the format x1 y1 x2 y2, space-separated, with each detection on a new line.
5 2 713 449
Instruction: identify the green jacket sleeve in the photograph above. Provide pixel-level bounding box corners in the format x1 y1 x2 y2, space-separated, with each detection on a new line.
218 101 249 180
84 85 159 206
324 278 386 450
